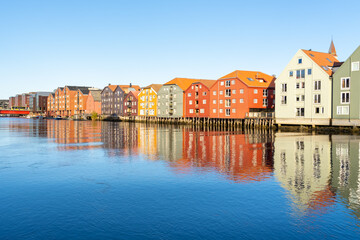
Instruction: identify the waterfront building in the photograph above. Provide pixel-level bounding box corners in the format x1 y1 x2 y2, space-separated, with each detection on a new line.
9 97 15 108
21 93 30 109
47 93 55 116
85 89 102 115
184 80 216 118
275 44 339 126
15 94 22 108
29 92 52 113
123 91 140 116
274 133 333 213
101 84 140 117
157 78 209 118
332 45 360 126
50 86 92 117
138 84 162 117
209 70 275 119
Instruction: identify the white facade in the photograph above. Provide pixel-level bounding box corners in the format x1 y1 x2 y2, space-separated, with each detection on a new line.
275 50 332 125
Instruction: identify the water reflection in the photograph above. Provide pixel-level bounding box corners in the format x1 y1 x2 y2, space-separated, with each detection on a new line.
4 118 360 220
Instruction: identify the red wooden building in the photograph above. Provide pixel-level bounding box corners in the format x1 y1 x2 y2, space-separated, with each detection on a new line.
123 91 140 116
209 70 275 119
184 80 216 118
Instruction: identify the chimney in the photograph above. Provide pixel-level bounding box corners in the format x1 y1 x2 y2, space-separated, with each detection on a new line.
130 83 132 87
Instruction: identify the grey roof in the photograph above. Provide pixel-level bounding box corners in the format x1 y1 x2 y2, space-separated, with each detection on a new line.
66 86 92 95
90 90 102 102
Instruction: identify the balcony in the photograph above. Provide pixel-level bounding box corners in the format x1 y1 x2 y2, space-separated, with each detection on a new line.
195 104 199 109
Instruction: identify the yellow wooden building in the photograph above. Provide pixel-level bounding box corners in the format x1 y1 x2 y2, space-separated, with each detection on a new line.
138 84 162 117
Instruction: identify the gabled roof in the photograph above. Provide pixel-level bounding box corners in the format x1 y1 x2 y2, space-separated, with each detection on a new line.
164 78 213 91
302 50 339 76
117 85 141 93
143 84 163 93
219 70 275 88
194 80 217 89
89 90 102 102
128 91 140 99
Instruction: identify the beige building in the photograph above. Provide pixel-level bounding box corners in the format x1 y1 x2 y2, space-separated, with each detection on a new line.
275 46 339 126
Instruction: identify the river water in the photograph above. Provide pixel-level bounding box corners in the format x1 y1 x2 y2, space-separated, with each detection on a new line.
0 117 359 239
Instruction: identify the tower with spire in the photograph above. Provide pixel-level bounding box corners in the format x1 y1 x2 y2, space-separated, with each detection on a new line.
329 38 338 59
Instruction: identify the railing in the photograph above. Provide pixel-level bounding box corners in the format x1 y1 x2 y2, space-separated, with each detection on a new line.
246 112 274 118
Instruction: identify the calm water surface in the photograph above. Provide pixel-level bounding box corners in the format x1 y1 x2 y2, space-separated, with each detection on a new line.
0 118 360 239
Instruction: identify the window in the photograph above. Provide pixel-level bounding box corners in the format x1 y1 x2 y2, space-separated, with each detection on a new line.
240 98 244 103
296 83 300 89
225 99 231 107
263 89 268 97
231 80 235 85
281 96 287 104
213 109 216 113
232 99 236 103
308 69 312 75
341 77 350 90
200 109 204 113
352 62 360 71
232 109 236 113
337 106 349 115
213 100 216 104
296 108 305 117
225 109 230 116
203 92 207 96
298 58 302 64
189 100 192 105
254 89 258 94
314 107 324 114
301 95 305 101
281 84 287 92
220 91 223 95
296 69 305 79
188 93 191 97
301 82 305 88
219 99 223 104
341 92 350 104
213 91 217 95
314 80 321 90
202 100 206 104
225 80 230 87
263 99 268 106
240 89 244 94
225 89 231 97
289 71 293 77
232 89 236 94
254 99 258 103
220 109 223 113
314 94 321 104
220 81 224 86
189 109 194 113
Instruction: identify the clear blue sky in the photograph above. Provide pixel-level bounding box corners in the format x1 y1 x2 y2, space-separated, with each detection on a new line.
1 0 359 99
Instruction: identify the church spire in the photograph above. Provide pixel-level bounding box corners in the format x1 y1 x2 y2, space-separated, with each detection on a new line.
328 38 337 58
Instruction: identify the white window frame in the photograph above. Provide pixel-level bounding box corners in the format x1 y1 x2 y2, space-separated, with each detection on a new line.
341 92 350 104
341 77 350 90
352 61 360 71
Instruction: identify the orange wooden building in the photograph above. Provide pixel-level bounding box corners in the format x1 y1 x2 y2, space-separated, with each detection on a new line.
209 70 275 119
85 89 102 115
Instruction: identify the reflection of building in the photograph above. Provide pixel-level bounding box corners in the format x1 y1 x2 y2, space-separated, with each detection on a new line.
47 120 102 150
331 135 360 218
101 122 139 156
157 125 184 161
274 133 334 213
181 130 274 182
138 125 158 157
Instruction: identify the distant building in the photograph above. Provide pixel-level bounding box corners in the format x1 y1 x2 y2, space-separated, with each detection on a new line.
158 78 209 118
15 94 22 108
184 80 216 118
209 70 275 119
123 91 140 116
47 93 55 116
101 84 141 117
275 43 339 126
332 45 360 126
29 92 52 112
9 97 15 108
138 84 162 117
0 100 9 109
86 89 102 115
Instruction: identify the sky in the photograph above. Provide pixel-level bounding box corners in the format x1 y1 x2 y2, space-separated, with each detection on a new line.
1 0 360 99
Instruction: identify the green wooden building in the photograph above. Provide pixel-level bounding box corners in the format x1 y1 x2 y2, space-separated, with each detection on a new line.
332 45 360 126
